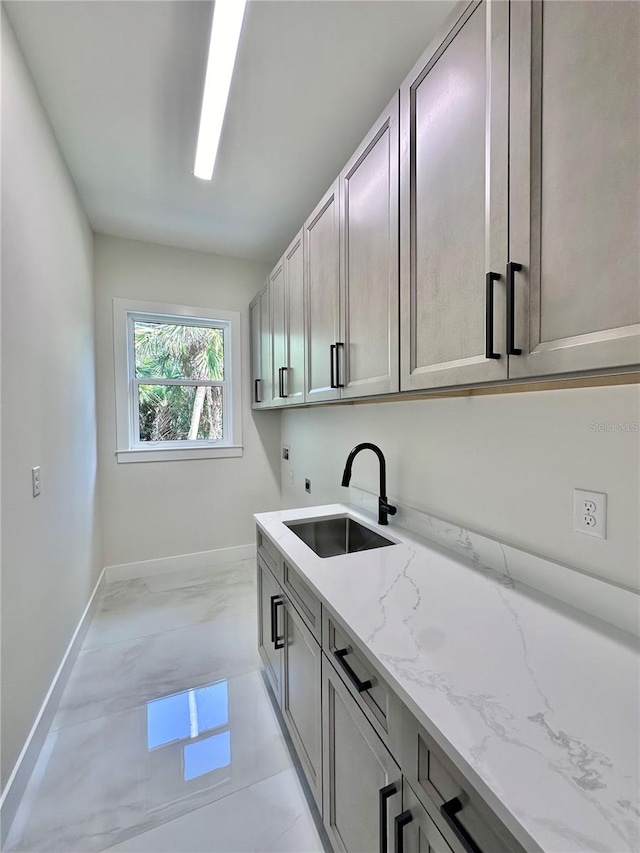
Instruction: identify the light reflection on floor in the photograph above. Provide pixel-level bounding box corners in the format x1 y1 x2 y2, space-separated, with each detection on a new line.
147 680 231 782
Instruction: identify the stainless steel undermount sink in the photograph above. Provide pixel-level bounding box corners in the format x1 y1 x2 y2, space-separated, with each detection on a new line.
285 516 395 558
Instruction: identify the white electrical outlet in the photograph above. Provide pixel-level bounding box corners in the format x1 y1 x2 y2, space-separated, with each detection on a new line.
32 466 41 498
574 489 607 539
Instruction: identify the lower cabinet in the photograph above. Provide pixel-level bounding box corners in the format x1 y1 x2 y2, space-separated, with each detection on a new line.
256 532 523 853
257 556 284 704
322 657 402 853
282 598 323 808
257 554 323 809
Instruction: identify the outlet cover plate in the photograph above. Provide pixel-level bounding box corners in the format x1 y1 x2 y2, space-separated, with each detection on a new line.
574 489 607 539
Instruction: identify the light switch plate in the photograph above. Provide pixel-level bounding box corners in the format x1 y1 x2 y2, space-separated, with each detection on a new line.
574 489 607 539
32 466 41 497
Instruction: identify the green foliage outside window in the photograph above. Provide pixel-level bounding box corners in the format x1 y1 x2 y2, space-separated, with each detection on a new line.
134 322 224 442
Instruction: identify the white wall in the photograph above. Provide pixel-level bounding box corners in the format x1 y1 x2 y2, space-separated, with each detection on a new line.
94 234 281 568
1 11 101 788
281 384 640 591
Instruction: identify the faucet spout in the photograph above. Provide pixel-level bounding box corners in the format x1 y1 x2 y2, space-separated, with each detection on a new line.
340 443 396 525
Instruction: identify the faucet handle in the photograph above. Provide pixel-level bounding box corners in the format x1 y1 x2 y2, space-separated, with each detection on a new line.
378 498 397 525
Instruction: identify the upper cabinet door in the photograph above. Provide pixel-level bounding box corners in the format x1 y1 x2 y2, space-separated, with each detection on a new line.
251 281 271 408
284 230 306 405
304 180 341 403
269 259 287 407
509 1 640 378
340 94 400 399
249 293 262 408
400 1 509 391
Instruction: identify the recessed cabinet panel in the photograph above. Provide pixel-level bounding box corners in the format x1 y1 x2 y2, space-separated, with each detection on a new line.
305 181 341 403
249 293 262 408
250 282 270 408
340 94 400 398
509 0 640 376
258 282 272 406
323 658 402 853
269 260 287 407
284 231 305 404
257 557 283 704
402 782 453 853
401 1 509 390
282 601 322 809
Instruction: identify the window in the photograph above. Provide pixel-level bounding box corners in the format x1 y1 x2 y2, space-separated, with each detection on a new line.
114 299 242 462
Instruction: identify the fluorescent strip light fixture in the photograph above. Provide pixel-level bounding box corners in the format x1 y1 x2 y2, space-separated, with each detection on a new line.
194 0 247 180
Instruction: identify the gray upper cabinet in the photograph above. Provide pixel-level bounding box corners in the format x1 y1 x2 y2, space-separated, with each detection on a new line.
509 0 640 378
400 1 510 391
249 291 262 407
283 230 306 405
269 259 287 407
250 281 271 408
251 0 638 408
340 93 400 399
304 179 341 403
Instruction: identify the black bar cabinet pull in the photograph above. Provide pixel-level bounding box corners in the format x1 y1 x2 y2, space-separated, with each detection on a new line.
330 344 337 388
378 783 397 853
336 341 345 388
278 366 288 398
485 272 501 360
506 261 523 355
394 811 413 853
270 595 284 650
254 378 262 403
334 648 373 693
440 797 483 853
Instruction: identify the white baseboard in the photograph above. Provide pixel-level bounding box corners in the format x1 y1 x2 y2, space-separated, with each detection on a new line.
0 567 107 843
104 543 257 584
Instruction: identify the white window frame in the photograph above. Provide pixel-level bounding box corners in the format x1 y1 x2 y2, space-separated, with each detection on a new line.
113 298 243 463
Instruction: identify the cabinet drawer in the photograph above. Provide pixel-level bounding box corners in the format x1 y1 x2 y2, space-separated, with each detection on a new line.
398 705 523 853
400 780 453 853
256 525 282 581
322 612 401 753
282 558 321 641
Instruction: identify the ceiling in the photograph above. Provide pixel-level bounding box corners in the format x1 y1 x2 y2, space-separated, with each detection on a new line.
5 0 456 264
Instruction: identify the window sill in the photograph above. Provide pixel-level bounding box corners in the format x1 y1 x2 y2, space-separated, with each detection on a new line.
115 445 244 464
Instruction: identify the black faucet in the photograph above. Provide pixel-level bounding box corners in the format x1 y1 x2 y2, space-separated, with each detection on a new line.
341 443 397 525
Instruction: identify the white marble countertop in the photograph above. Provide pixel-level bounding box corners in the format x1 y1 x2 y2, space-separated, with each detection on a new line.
255 504 640 853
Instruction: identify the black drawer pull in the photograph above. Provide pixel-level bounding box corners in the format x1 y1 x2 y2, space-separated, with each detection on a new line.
441 797 483 853
485 272 501 360
270 595 284 650
506 261 523 355
336 341 345 388
379 783 397 853
394 811 413 853
334 648 372 693
330 344 337 388
254 378 262 403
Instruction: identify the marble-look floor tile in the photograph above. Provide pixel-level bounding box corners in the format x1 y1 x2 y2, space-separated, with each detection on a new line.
6 671 294 853
105 768 326 853
103 559 256 602
84 576 257 649
52 613 261 731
